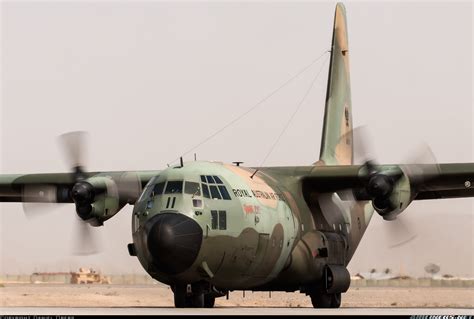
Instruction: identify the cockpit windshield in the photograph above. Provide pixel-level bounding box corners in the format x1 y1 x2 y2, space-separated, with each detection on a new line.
138 175 231 209
165 181 183 194
184 182 201 197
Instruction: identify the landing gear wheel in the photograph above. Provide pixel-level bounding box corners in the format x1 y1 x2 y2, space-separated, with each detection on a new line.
190 293 204 307
174 285 191 308
204 294 216 308
331 292 341 308
173 284 205 308
310 292 341 308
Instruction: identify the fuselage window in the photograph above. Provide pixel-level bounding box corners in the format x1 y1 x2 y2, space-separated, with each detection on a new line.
209 185 222 200
211 210 227 230
193 199 202 208
164 181 183 194
213 176 223 184
153 182 165 196
202 183 210 198
206 175 215 184
184 181 201 196
200 175 207 183
218 210 227 230
211 210 218 229
218 185 231 200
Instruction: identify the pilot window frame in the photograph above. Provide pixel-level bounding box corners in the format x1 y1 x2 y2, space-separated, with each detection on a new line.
206 175 215 184
218 185 231 200
200 175 232 201
164 180 183 194
153 182 166 196
209 185 222 200
213 176 223 184
137 175 160 203
202 183 210 198
184 181 201 197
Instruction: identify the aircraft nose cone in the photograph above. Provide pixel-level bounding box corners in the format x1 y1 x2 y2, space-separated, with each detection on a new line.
146 213 203 275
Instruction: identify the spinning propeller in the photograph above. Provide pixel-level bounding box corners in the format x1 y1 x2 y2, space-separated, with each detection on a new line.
321 126 440 248
22 131 143 255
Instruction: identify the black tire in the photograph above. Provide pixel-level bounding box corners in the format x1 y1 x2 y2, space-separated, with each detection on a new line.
174 285 191 308
204 294 216 308
173 284 206 308
174 291 189 308
331 293 341 308
190 293 204 307
310 292 341 308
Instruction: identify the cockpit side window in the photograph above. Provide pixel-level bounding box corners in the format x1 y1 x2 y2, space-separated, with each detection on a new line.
200 175 232 200
164 181 183 194
218 185 231 200
153 182 165 196
184 181 201 196
209 185 222 200
202 184 210 198
206 175 215 184
137 175 159 203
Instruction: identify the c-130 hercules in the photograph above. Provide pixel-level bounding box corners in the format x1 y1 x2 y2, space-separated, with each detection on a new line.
1 3 473 308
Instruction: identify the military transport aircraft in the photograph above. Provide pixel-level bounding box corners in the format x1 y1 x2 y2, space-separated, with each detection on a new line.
1 3 473 308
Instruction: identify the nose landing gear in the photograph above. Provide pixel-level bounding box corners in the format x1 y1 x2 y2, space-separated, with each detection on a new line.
172 284 217 308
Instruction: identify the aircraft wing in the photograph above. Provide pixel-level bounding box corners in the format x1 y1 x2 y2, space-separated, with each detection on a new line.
299 163 474 200
0 170 160 203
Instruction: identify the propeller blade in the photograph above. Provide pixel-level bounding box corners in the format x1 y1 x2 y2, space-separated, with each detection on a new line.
72 215 103 256
22 184 58 202
383 215 417 249
22 203 64 219
21 185 61 218
400 143 440 185
352 125 377 166
116 172 143 204
58 131 88 180
18 131 104 255
326 125 435 247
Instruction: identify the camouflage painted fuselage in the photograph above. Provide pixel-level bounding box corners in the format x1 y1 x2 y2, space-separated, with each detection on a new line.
0 2 472 302
132 161 373 291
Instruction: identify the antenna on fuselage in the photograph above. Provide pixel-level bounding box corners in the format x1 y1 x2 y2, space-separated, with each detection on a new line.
180 156 184 168
250 168 259 179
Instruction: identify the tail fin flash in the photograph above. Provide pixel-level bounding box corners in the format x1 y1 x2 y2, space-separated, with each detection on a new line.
318 3 353 165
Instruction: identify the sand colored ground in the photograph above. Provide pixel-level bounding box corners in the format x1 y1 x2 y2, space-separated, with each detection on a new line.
1 284 473 308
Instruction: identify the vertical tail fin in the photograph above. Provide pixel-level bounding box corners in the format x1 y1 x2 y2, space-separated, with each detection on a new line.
318 3 353 166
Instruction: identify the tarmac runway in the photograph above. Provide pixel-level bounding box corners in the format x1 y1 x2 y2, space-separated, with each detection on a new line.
2 307 474 316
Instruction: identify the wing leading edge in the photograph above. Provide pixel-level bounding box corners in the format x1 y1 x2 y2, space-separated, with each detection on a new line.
0 170 160 203
298 163 474 200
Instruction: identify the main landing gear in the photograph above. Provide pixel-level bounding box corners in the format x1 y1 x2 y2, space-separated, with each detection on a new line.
173 284 217 308
309 292 341 308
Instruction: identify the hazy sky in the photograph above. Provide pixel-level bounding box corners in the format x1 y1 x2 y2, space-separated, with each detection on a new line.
1 1 472 277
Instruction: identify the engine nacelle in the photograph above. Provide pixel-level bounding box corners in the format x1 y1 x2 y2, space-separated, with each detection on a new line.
372 172 413 220
74 176 124 226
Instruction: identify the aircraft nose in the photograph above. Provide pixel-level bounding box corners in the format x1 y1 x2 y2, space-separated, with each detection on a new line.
146 213 203 275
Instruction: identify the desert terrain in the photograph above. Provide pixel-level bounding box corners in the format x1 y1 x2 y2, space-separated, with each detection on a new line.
1 284 473 308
